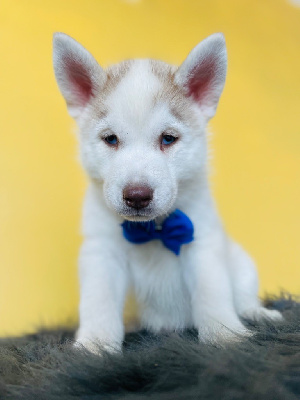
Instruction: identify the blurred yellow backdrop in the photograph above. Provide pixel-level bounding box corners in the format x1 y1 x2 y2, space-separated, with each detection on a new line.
0 0 299 336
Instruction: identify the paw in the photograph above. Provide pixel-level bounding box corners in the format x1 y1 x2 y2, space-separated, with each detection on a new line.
198 321 253 345
73 336 122 355
242 307 283 323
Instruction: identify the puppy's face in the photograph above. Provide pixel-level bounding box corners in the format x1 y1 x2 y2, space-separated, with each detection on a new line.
78 60 207 221
53 33 227 221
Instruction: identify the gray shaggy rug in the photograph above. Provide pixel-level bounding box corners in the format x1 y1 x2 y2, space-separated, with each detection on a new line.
0 295 299 400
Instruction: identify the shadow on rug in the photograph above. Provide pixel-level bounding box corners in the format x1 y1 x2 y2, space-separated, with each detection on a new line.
0 295 299 399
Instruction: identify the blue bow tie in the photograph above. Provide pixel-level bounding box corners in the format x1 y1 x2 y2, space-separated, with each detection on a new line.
121 209 194 255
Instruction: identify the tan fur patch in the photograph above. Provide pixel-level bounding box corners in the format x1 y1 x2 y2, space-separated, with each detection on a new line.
149 60 197 125
104 60 133 94
91 60 133 119
90 58 197 127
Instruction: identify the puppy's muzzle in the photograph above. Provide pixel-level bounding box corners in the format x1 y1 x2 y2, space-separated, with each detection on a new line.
123 185 153 209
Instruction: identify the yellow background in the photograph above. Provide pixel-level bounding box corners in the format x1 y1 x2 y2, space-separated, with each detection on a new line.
0 0 299 336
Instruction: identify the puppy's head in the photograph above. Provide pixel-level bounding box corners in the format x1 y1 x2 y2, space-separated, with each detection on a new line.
53 33 227 221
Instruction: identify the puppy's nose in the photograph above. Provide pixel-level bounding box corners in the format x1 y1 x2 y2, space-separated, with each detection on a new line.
123 185 153 209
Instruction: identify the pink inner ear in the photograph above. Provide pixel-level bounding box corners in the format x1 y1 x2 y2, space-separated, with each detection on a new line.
64 56 93 106
187 55 216 104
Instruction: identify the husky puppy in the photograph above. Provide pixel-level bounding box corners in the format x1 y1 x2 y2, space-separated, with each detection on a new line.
53 33 281 353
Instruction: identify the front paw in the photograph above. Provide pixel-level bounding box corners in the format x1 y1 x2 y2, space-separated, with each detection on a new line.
73 335 122 355
241 307 283 323
198 321 252 345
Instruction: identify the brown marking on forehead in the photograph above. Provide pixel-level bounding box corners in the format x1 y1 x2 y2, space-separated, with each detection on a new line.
150 59 196 124
104 60 133 94
150 59 176 84
90 60 133 119
95 107 108 120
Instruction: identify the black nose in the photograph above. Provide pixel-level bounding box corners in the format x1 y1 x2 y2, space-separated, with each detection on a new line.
123 185 153 209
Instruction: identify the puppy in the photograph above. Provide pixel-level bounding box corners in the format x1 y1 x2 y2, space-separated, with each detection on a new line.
53 32 281 353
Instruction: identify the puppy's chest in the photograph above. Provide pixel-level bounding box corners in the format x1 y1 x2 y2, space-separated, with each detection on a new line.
127 242 191 310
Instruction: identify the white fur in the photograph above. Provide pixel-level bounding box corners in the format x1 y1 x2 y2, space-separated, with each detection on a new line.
53 33 282 353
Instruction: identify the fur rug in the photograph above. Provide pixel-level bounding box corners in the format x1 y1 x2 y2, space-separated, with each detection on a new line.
0 295 299 399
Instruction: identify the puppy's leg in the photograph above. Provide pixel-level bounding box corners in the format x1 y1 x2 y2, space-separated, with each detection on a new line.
229 242 282 322
184 236 251 344
75 238 128 354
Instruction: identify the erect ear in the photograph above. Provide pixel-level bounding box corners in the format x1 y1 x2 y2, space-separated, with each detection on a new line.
175 33 227 120
53 33 106 119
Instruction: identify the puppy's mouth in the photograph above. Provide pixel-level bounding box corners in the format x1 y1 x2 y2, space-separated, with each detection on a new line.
120 207 156 222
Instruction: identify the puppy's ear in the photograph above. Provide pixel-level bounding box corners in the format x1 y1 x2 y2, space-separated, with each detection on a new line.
175 33 227 120
53 33 106 119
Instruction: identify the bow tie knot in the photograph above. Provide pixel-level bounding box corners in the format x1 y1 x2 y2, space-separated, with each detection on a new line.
121 209 194 255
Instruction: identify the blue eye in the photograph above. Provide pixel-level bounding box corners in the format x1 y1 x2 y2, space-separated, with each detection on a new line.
104 134 118 146
161 134 177 146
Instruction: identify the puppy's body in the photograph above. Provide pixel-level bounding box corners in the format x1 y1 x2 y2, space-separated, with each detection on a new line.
53 34 281 352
